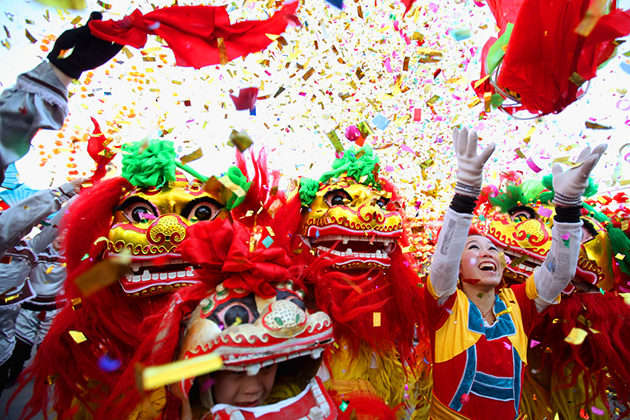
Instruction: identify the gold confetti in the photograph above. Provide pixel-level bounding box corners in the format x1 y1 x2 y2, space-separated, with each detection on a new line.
564 327 588 345
140 353 223 390
217 37 228 65
620 293 630 306
523 126 535 144
122 46 133 58
483 92 492 112
302 67 315 81
68 330 87 343
36 0 86 10
575 0 607 36
373 311 381 327
25 29 37 44
229 130 253 152
71 297 82 310
585 121 612 130
468 97 481 108
327 130 344 153
180 148 203 164
473 74 490 89
74 256 130 297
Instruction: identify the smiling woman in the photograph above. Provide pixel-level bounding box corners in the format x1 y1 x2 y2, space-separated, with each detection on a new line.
424 127 607 420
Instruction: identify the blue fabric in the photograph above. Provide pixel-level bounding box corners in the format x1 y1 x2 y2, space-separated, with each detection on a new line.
474 371 513 389
449 346 477 411
446 295 522 412
467 293 516 340
512 348 521 416
470 381 514 401
1 163 20 190
0 184 40 207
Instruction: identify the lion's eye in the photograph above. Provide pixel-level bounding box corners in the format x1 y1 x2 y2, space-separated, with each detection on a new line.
120 198 158 223
509 206 537 223
376 197 390 208
324 189 351 207
182 198 224 222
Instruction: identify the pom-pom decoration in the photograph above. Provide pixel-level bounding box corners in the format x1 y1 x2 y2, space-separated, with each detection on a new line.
121 139 176 189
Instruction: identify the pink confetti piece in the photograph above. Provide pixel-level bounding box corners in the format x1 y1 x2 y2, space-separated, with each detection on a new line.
400 144 414 154
384 57 392 73
139 212 157 220
538 206 553 218
526 157 542 173
530 339 541 348
591 407 604 415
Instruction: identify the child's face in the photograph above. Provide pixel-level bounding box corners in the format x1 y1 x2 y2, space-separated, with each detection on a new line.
460 235 504 287
212 364 277 407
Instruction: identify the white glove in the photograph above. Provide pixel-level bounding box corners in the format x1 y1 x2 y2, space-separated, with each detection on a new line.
552 144 607 207
453 127 496 197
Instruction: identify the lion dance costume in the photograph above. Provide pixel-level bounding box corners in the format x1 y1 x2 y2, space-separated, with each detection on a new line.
297 145 430 419
16 137 252 419
82 149 341 419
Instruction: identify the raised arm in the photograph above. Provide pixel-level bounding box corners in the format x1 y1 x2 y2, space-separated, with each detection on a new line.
0 62 69 182
0 180 81 257
27 198 74 255
0 12 121 183
429 128 495 303
531 144 607 312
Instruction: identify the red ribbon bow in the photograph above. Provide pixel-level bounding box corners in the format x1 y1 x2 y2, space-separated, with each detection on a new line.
179 218 293 298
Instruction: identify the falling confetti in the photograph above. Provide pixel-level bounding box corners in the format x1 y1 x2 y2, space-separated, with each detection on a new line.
140 352 223 390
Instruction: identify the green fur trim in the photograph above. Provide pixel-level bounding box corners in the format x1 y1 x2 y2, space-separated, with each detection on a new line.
583 202 630 275
489 179 546 212
542 174 597 199
225 166 251 210
494 175 629 275
121 139 176 189
318 145 380 188
299 178 319 207
608 226 630 275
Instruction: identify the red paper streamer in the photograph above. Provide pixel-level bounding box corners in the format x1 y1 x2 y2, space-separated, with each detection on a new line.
89 2 300 68
86 117 115 182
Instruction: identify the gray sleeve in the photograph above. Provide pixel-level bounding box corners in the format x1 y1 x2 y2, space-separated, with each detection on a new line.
0 61 68 173
0 185 76 257
429 208 473 304
533 221 583 312
27 202 68 255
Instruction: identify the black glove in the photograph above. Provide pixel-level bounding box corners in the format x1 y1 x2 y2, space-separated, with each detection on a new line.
48 12 123 79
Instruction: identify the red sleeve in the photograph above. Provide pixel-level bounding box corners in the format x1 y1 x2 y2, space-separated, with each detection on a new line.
510 283 538 335
423 286 457 332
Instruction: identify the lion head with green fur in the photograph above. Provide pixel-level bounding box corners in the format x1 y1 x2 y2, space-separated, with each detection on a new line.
473 175 630 292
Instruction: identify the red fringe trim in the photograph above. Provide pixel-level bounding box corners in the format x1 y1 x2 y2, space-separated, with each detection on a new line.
529 292 630 412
